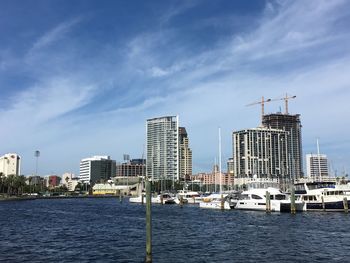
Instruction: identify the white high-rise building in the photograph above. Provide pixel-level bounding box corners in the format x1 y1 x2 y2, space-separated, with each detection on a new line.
0 153 21 176
146 116 179 183
232 127 291 187
306 154 329 178
79 156 116 184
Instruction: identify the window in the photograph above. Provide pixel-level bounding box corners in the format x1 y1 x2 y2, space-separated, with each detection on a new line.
251 194 263 200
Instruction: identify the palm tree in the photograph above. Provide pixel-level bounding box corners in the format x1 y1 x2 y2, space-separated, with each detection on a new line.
6 174 15 195
17 175 26 195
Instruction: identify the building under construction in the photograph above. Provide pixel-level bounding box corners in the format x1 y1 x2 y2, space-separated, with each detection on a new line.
262 113 303 180
233 94 304 189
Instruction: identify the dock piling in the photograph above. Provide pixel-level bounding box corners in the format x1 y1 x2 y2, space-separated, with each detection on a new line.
266 191 271 213
160 194 163 205
321 196 325 211
291 187 296 214
343 197 348 213
221 194 224 210
145 179 152 263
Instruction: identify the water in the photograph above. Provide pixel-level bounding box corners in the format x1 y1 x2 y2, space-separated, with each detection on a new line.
0 198 349 262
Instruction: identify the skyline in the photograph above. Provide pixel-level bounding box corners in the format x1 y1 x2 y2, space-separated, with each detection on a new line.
1 0 350 176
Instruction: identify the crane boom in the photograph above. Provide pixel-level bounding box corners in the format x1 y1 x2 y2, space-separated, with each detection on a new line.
270 94 296 114
246 96 271 124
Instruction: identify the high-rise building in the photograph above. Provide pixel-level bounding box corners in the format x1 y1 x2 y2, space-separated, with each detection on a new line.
179 127 192 180
306 154 329 178
232 127 291 187
146 116 179 183
0 153 21 176
262 113 303 179
79 156 116 184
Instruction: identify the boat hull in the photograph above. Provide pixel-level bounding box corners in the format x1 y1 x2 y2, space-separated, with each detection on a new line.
199 200 231 210
305 200 350 211
235 200 304 212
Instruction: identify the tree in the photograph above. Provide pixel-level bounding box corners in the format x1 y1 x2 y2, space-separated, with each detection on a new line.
0 173 4 194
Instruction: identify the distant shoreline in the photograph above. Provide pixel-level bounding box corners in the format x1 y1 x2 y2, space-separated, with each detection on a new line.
0 195 120 202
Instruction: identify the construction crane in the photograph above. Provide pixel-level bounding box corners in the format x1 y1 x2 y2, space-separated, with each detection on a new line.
246 96 272 124
271 94 296 114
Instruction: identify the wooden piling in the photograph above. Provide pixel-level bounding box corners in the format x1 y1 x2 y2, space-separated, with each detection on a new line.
343 197 348 213
145 179 152 263
290 187 296 214
266 191 271 213
321 196 325 211
221 194 224 210
180 196 183 207
160 194 163 205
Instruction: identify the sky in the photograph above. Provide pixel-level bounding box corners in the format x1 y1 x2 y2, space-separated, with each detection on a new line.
1 0 350 177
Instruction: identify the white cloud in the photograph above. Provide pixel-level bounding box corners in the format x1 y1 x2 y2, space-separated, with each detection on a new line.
30 17 82 52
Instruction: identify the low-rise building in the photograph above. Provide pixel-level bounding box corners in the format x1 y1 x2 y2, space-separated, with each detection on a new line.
48 175 61 188
62 172 79 191
92 183 131 196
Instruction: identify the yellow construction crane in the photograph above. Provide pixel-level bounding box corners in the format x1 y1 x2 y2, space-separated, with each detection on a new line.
246 96 272 124
271 94 296 114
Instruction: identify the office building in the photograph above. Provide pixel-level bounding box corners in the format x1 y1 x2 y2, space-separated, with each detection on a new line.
262 113 303 179
179 127 192 179
0 153 21 176
306 154 329 178
79 155 116 184
116 159 146 177
232 127 291 187
146 116 179 183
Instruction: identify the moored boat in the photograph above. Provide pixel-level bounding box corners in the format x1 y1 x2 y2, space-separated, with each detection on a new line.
175 190 202 204
234 187 305 212
295 179 350 211
129 193 176 204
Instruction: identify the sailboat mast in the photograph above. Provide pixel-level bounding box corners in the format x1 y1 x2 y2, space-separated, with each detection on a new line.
219 127 222 193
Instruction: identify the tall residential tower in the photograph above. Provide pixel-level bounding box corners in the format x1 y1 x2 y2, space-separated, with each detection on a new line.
146 116 179 183
179 127 192 179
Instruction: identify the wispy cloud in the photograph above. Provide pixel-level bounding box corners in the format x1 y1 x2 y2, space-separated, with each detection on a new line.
30 17 82 52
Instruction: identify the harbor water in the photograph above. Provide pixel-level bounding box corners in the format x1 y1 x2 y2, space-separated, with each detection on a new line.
0 197 349 262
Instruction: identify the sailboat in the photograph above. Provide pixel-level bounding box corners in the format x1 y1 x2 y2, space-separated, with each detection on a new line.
199 128 231 210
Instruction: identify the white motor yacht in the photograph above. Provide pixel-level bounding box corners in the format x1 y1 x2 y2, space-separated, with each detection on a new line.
199 193 231 210
295 180 350 211
129 193 176 204
175 190 202 204
234 187 305 212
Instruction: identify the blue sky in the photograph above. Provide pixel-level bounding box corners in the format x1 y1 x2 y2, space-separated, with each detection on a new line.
1 0 350 177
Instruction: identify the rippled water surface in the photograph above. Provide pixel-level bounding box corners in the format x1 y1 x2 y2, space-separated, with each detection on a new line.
1 198 349 262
